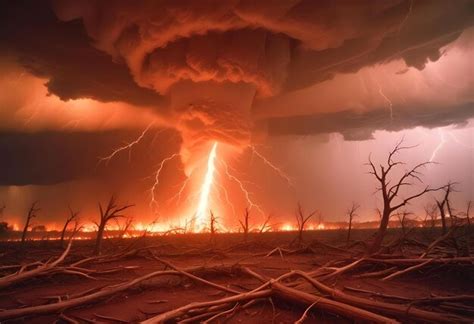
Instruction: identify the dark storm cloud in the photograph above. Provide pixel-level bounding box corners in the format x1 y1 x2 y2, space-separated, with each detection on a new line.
50 0 474 97
260 102 474 140
0 129 180 185
0 0 167 108
0 0 473 159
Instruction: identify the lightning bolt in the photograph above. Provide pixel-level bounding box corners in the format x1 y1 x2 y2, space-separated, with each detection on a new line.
249 145 294 187
149 153 181 212
219 159 265 216
193 142 218 231
214 180 236 218
167 176 191 205
398 0 413 34
376 81 394 121
98 122 155 166
429 129 447 162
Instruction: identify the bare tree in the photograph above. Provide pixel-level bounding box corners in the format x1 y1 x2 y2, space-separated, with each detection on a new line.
209 210 219 243
21 202 40 244
259 214 272 234
424 203 438 228
367 139 444 253
239 207 251 242
346 202 360 243
294 203 317 245
119 216 134 239
395 210 413 236
94 196 133 255
60 206 80 248
436 182 456 234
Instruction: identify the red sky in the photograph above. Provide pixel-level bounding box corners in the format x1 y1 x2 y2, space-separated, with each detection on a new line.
0 0 473 231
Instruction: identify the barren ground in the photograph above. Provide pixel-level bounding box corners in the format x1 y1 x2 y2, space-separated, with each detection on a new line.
0 228 473 323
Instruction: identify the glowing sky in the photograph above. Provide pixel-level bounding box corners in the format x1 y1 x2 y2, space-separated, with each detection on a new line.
0 0 472 230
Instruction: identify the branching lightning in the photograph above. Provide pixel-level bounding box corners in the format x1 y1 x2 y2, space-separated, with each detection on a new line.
168 176 191 205
429 129 447 162
219 159 265 216
249 146 294 187
214 180 236 218
98 122 155 165
149 153 181 212
376 81 394 121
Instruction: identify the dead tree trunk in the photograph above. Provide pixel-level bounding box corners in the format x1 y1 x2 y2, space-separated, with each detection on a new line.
60 206 80 248
367 139 444 254
424 203 438 229
294 203 316 246
21 202 40 245
436 182 455 234
259 214 272 234
209 210 218 243
466 201 472 225
346 202 360 243
239 207 250 242
94 196 133 255
119 217 134 239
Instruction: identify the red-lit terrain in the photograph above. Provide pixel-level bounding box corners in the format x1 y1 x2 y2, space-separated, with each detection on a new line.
1 228 473 323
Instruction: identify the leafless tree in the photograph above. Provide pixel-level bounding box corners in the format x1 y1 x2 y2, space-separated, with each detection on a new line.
239 207 251 242
208 210 219 243
436 182 456 234
424 203 438 228
94 196 133 255
366 139 444 253
294 203 317 245
21 202 40 245
395 210 413 236
346 202 360 243
118 216 134 239
60 206 80 248
259 214 272 234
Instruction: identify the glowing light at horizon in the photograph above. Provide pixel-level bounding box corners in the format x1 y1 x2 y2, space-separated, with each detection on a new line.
193 142 218 231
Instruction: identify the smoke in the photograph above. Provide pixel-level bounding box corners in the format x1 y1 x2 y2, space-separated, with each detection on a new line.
0 0 472 180
43 0 474 169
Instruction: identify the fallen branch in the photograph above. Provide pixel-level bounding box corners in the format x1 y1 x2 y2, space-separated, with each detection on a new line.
0 241 73 289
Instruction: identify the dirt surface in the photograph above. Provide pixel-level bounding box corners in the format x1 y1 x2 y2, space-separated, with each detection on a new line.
0 228 473 323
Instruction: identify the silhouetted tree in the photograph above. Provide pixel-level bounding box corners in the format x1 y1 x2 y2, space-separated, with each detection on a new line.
367 139 444 254
119 216 134 239
94 196 133 255
60 206 80 248
424 203 438 228
239 207 251 242
436 182 456 234
346 202 360 243
209 210 218 243
21 202 40 245
294 203 317 245
395 210 413 236
259 214 272 234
